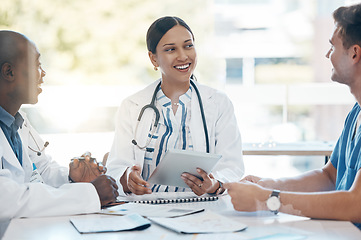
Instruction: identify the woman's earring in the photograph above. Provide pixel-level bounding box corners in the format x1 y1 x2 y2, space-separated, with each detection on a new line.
154 66 158 71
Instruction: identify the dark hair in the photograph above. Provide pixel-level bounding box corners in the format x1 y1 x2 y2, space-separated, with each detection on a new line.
146 16 194 54
333 3 361 49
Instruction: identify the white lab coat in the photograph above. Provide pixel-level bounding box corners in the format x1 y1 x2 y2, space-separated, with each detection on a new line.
0 111 100 220
107 80 244 195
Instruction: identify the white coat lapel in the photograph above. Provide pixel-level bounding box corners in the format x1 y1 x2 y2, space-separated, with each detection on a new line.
19 119 34 181
19 120 30 156
0 128 23 173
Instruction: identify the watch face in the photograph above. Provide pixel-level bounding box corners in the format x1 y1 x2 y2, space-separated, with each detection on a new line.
267 196 281 211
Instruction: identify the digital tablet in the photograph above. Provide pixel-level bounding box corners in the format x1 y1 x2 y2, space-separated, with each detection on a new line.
148 149 222 188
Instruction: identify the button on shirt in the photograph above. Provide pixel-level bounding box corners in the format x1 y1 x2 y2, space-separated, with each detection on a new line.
0 106 24 165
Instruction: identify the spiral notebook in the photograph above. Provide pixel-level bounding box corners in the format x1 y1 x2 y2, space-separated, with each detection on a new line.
134 196 218 204
117 192 219 205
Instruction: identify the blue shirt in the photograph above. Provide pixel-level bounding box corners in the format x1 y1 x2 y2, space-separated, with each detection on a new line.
0 106 24 165
330 103 361 229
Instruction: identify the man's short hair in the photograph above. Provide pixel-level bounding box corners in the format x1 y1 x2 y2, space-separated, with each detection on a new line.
333 3 361 49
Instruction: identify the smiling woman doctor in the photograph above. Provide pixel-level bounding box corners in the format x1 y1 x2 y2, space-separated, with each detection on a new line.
106 16 244 196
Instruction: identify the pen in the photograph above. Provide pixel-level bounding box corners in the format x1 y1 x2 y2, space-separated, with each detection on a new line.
71 156 96 161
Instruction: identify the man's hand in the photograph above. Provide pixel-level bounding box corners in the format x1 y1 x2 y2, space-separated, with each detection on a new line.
224 181 269 212
91 175 119 207
242 175 262 183
69 152 106 182
241 175 275 189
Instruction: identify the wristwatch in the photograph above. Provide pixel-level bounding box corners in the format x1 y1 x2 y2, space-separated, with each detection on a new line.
266 190 281 214
209 180 225 195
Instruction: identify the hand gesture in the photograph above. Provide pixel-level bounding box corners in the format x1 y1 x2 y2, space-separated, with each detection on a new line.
181 168 219 196
224 181 267 212
127 165 152 195
242 175 262 183
241 175 273 188
69 152 106 182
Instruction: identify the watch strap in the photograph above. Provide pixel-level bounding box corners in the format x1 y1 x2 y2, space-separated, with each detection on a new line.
209 180 224 195
271 190 280 198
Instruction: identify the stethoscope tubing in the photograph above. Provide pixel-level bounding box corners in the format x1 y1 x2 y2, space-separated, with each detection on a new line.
132 79 210 153
190 80 210 153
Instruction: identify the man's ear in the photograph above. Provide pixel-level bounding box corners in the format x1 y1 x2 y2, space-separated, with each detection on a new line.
1 63 15 81
148 51 158 68
351 45 361 64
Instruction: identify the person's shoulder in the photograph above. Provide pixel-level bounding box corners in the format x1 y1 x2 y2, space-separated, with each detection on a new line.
123 80 161 105
195 82 227 99
343 102 360 125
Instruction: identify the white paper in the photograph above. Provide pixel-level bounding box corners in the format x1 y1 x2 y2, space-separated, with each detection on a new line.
102 202 204 218
70 214 150 233
148 210 247 234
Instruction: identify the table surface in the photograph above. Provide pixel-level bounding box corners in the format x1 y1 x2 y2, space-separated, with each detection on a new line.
242 141 334 156
2 195 361 240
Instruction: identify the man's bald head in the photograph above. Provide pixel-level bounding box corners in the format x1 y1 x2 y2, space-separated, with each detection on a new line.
0 31 44 114
0 30 33 67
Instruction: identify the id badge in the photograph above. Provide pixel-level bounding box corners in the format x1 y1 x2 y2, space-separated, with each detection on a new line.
30 163 44 183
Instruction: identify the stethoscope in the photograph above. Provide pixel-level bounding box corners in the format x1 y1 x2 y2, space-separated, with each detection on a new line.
1 128 49 169
132 79 210 153
28 130 49 156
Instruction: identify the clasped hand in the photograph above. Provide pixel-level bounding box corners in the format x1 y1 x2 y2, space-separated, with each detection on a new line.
69 152 106 182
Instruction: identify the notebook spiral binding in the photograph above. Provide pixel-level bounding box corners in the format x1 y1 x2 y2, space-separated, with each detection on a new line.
134 196 219 204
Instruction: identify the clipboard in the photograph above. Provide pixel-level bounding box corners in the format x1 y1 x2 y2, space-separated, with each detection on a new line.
148 149 222 188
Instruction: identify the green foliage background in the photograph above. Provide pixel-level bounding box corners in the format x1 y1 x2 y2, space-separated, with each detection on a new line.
0 0 218 86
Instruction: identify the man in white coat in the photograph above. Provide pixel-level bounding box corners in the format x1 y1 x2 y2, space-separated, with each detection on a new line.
0 30 119 222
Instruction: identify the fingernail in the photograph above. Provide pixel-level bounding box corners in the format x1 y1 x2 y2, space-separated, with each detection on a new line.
197 169 201 173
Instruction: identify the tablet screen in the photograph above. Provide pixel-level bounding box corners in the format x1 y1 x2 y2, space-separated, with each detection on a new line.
148 149 222 188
